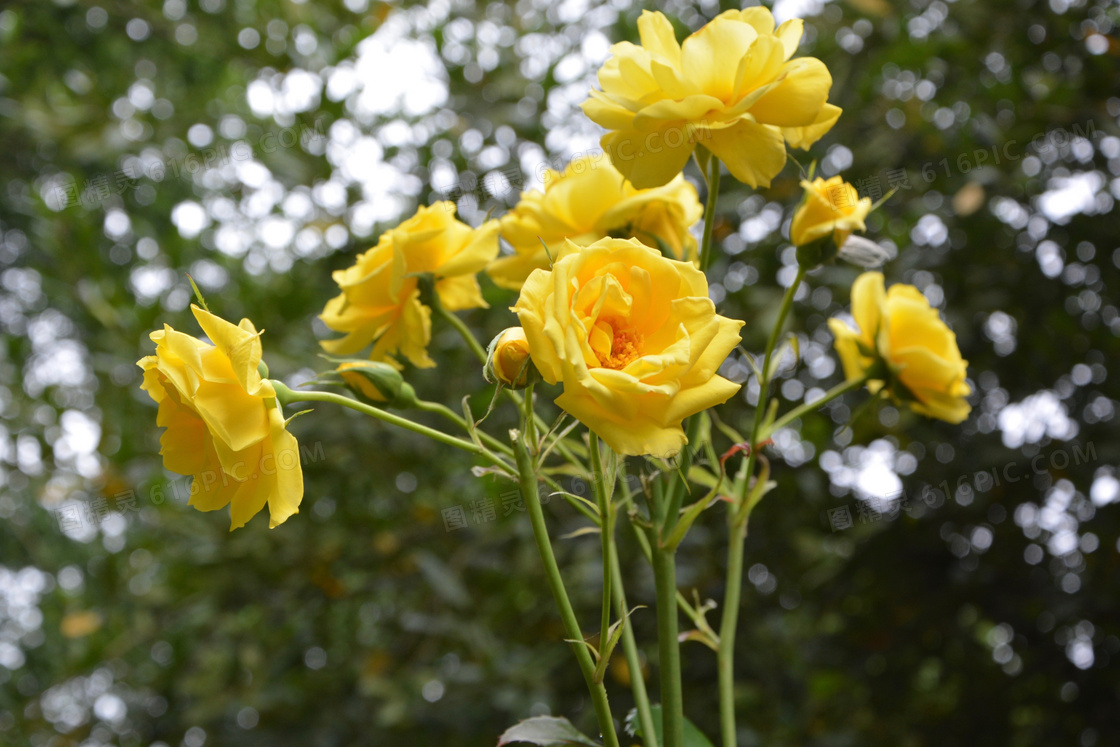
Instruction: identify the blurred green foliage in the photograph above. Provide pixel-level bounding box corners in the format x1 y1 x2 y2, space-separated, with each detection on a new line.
1 0 1118 745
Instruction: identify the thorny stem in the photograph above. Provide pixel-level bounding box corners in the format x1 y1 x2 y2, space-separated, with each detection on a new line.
512 434 620 747
717 264 806 747
590 434 614 663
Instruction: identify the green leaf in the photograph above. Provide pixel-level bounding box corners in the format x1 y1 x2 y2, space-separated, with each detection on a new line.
624 705 715 747
559 526 601 540
766 333 799 381
663 490 718 551
736 345 763 381
186 273 210 312
760 397 780 435
548 491 601 520
282 409 314 428
497 716 602 746
592 605 644 683
709 410 747 446
538 237 555 268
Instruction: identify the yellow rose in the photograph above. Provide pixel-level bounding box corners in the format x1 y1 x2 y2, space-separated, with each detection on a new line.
513 238 743 457
581 9 840 189
790 176 872 248
829 273 971 424
487 154 703 290
485 327 535 388
320 203 499 368
138 305 303 530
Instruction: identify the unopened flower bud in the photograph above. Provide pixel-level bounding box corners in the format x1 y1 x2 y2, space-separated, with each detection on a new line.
484 327 536 389
335 360 417 408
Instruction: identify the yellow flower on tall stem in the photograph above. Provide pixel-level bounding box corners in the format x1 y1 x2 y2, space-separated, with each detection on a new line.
581 8 840 188
513 237 743 457
487 154 702 290
138 305 303 530
829 272 972 423
320 203 499 368
791 175 872 248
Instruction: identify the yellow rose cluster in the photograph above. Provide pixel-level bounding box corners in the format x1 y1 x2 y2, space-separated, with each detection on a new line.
138 5 973 542
127 14 986 747
513 238 743 457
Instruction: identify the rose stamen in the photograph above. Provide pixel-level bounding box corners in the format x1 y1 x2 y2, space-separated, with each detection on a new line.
598 323 643 370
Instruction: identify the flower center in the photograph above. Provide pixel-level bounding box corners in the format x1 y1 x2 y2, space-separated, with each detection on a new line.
594 320 643 370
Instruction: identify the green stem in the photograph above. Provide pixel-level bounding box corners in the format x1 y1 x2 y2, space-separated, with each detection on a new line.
754 265 806 433
608 539 657 744
590 434 613 661
661 416 702 542
524 382 538 452
762 375 869 440
435 302 488 364
618 469 708 635
645 155 718 747
717 517 747 747
437 302 584 470
652 155 724 722
652 541 683 747
513 435 620 747
414 399 513 457
698 154 721 273
272 383 502 465
738 264 807 509
716 264 806 747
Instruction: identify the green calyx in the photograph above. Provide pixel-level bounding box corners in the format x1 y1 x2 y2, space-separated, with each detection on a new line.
317 356 418 409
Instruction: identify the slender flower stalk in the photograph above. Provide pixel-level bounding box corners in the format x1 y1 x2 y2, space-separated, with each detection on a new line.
661 416 703 540
272 383 505 466
435 300 586 469
590 434 614 659
717 513 748 747
717 264 806 746
608 540 657 742
734 263 807 526
512 434 620 747
698 154 722 273
524 382 538 452
414 399 514 457
434 301 489 364
652 150 724 747
652 533 684 747
762 374 869 439
716 372 871 744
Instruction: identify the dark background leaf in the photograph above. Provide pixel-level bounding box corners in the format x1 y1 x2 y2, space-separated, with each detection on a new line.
497 715 601 746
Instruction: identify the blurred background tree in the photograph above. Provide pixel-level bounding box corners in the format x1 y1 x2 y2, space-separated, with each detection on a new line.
0 0 1117 745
